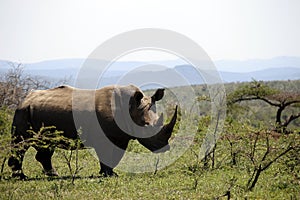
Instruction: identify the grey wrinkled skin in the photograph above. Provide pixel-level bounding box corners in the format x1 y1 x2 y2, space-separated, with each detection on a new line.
8 85 177 179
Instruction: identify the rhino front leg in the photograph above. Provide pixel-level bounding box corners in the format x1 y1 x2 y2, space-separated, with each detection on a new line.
98 150 123 177
97 139 129 177
99 162 116 177
35 148 58 176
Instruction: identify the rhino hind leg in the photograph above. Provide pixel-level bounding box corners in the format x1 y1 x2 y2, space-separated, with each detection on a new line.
9 107 33 179
8 147 29 180
35 148 58 176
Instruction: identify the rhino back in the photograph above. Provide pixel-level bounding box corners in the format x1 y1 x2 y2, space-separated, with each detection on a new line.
18 85 115 138
18 86 74 137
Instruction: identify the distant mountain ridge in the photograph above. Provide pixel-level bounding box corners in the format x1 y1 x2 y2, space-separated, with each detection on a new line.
0 57 299 88
219 67 300 82
214 56 300 72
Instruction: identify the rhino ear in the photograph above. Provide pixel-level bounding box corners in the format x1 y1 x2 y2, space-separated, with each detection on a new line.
152 89 164 102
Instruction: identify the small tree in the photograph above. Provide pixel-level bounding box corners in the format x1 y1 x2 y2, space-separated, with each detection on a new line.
228 80 300 133
222 119 300 191
0 63 26 107
0 62 70 109
244 131 299 191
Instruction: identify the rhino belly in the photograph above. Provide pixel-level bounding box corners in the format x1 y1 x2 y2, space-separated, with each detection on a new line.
31 110 78 139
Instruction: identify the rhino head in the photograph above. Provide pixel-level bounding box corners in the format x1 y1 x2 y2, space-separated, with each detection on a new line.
136 105 177 153
115 86 177 153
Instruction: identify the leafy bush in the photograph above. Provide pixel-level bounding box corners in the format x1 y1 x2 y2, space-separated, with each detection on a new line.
0 107 12 136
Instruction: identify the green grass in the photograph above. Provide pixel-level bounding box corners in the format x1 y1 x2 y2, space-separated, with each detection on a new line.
0 137 299 200
1 80 299 199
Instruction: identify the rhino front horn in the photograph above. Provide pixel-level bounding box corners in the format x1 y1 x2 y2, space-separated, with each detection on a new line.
156 113 164 127
161 105 178 139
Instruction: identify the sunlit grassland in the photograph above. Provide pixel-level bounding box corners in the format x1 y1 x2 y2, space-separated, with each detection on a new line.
0 131 299 199
1 80 299 199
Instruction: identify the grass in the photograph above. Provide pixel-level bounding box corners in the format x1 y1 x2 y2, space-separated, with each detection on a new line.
0 137 299 200
0 80 299 199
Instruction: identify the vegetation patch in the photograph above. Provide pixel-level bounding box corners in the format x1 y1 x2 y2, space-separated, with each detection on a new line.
0 65 299 199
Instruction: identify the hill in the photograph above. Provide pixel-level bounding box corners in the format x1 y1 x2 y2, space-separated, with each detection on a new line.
0 57 299 88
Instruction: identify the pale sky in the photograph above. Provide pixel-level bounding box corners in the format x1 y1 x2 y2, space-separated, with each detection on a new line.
0 0 300 63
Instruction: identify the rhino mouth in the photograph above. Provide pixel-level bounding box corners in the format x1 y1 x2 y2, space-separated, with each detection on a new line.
137 105 178 153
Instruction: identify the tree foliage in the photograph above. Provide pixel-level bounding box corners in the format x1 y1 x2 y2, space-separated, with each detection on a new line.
228 80 300 133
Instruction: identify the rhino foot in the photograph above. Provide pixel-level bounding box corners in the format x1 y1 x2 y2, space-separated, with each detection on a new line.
100 169 118 177
12 172 28 180
43 169 59 177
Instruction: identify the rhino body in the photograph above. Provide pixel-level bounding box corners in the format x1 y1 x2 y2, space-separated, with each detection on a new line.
8 85 177 179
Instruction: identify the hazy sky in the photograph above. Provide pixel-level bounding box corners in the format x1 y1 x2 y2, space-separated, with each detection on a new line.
0 0 299 63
